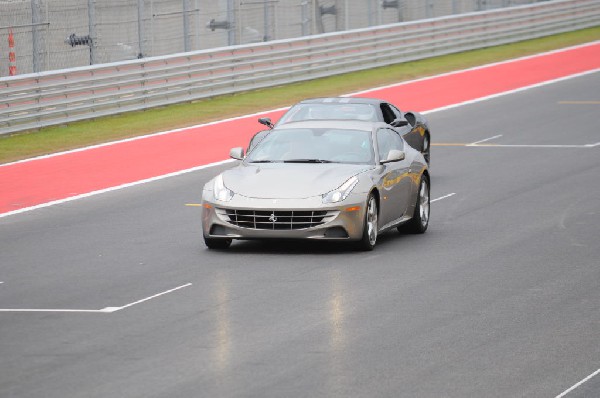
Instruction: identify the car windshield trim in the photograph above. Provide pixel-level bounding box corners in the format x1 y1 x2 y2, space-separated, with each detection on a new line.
282 159 337 163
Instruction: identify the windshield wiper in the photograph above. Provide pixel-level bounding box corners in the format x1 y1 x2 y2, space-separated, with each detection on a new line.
248 160 279 163
283 159 335 163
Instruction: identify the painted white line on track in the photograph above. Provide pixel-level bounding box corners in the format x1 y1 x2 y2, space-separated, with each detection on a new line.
1 66 595 220
431 193 456 203
349 41 600 97
0 159 234 219
422 68 600 116
555 368 600 398
468 135 503 146
0 283 192 314
3 40 598 170
469 143 596 148
0 308 112 313
108 282 192 312
0 110 288 169
2 46 599 219
586 142 600 147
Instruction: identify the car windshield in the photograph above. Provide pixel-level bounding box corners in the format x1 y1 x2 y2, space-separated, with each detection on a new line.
246 128 375 165
279 103 378 124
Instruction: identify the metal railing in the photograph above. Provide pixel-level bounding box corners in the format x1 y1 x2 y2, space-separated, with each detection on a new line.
0 0 548 75
1 0 599 136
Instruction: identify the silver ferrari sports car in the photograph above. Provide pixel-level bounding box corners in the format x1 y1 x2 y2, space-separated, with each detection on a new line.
202 120 430 251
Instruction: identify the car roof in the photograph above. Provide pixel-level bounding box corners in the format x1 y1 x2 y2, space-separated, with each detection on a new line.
296 97 385 106
273 120 389 131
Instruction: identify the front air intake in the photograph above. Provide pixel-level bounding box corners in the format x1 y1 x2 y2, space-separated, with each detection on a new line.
217 209 337 230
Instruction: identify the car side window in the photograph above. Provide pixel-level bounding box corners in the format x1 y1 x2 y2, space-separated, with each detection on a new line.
389 128 405 152
377 128 393 161
380 104 396 124
389 104 403 121
377 128 404 161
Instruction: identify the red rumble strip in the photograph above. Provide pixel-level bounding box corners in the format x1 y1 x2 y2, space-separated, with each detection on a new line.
1 42 599 216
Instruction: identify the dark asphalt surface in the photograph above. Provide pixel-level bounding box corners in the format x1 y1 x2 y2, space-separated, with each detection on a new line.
1 72 599 398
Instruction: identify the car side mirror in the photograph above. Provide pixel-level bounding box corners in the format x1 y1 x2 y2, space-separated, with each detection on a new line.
381 149 405 164
229 147 245 160
258 117 274 129
391 118 409 127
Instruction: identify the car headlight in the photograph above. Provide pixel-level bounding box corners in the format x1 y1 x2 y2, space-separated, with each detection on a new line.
322 176 359 203
213 174 234 202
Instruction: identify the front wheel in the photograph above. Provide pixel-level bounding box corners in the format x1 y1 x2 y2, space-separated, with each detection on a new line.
401 176 430 234
357 194 378 251
204 237 232 249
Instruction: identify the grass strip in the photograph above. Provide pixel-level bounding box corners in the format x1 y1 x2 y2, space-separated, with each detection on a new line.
1 26 599 165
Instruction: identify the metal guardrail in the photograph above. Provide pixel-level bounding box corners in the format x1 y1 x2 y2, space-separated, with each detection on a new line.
1 0 599 136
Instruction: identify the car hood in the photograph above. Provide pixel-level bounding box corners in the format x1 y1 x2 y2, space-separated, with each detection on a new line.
223 163 373 199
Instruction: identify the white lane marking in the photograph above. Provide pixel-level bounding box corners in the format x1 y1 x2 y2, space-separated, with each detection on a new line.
2 47 598 219
555 368 600 398
3 40 598 169
0 308 110 313
0 109 288 169
349 40 600 97
468 135 503 146
469 143 596 148
108 282 192 312
586 142 600 147
0 283 192 314
0 159 234 219
431 193 456 203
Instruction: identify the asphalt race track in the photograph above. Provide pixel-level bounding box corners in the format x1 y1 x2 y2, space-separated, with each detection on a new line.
1 71 599 397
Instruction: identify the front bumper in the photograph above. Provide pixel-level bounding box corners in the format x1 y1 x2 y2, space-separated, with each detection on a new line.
201 192 367 241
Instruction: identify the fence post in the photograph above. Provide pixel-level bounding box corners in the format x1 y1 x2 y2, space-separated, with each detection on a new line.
227 0 235 46
398 0 404 22
195 0 201 49
31 0 42 73
301 0 310 35
312 0 318 34
343 0 349 31
263 0 270 41
183 0 191 52
88 0 96 65
137 0 145 58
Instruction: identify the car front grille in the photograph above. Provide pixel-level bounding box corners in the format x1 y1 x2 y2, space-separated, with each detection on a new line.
216 209 337 230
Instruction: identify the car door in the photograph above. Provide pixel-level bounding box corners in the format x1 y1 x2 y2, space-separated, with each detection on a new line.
375 127 413 229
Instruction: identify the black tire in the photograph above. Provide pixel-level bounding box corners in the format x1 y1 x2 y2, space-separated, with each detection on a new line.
204 237 232 249
400 176 430 234
357 193 378 251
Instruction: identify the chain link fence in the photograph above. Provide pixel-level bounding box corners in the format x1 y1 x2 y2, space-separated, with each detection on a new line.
0 0 551 77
